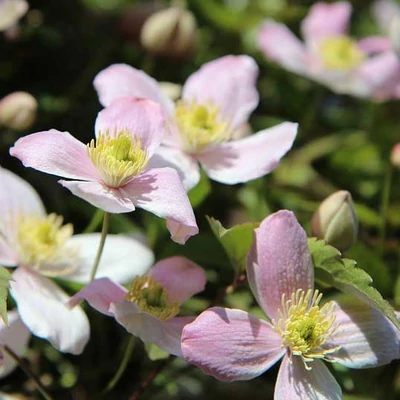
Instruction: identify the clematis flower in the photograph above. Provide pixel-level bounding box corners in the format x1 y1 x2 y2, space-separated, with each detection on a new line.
93 55 298 190
69 256 206 356
0 166 155 354
10 98 198 244
258 1 400 100
182 211 399 399
0 310 30 378
0 0 28 33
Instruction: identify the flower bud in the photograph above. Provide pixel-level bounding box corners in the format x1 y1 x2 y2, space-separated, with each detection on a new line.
158 81 182 101
0 0 28 32
0 91 38 131
391 143 400 169
311 190 358 252
140 7 197 57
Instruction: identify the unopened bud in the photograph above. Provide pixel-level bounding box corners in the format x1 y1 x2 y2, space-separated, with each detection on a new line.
0 0 28 32
158 81 182 101
140 7 197 57
0 91 38 131
391 143 400 168
311 190 358 252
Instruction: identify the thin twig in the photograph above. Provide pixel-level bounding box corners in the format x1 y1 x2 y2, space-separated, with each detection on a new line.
89 212 110 281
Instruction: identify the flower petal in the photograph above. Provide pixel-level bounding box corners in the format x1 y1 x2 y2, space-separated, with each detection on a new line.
10 130 100 181
62 233 154 284
301 1 352 44
0 238 17 266
324 301 400 368
111 301 192 356
0 310 30 378
247 210 314 321
357 36 391 54
94 98 166 157
182 55 259 130
10 267 90 354
372 0 400 33
93 63 174 114
275 356 342 400
149 256 206 304
122 168 198 244
258 21 308 75
197 122 297 185
181 307 284 382
68 278 127 316
147 146 200 191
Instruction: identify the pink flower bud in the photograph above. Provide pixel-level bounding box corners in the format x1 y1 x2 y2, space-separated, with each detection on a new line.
391 143 400 168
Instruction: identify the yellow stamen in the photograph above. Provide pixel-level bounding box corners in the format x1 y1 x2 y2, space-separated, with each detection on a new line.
87 130 149 188
273 289 340 370
17 213 77 276
175 100 230 153
125 275 180 320
319 35 365 70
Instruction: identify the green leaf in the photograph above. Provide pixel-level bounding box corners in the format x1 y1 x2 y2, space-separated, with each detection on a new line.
145 343 169 361
0 267 12 325
207 217 258 272
308 238 400 330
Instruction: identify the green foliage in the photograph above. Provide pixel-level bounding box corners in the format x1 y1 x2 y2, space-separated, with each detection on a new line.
308 238 400 330
0 267 12 325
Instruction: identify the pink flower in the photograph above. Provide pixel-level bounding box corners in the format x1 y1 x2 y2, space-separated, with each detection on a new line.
10 98 198 244
93 55 298 190
258 1 400 100
0 310 30 378
0 166 155 354
181 211 399 398
69 256 206 356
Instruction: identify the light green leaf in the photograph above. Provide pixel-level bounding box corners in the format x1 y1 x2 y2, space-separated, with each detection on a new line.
207 217 258 272
308 238 400 330
0 267 12 325
145 343 169 361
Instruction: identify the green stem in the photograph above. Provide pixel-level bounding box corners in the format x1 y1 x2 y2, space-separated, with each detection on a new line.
3 346 54 400
379 164 393 254
83 208 104 233
89 212 110 281
103 336 136 393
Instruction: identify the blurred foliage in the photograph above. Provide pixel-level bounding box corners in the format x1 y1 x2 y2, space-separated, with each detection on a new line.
1 0 400 399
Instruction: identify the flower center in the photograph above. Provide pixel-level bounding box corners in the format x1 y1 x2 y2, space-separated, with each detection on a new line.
125 275 180 320
87 130 149 188
273 289 339 369
319 36 365 70
174 100 230 153
16 213 77 276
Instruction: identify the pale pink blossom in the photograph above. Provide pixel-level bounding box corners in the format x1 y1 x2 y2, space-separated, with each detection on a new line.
0 310 30 378
69 256 206 356
93 55 298 190
0 0 28 32
258 1 400 100
182 211 399 399
0 166 155 354
10 98 198 244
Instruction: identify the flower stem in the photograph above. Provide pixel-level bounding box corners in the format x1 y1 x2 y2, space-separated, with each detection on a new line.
3 345 54 400
379 164 393 255
83 208 104 233
89 212 110 281
103 336 136 393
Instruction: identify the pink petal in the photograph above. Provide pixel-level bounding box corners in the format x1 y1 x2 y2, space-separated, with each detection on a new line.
95 98 166 157
62 233 154 284
0 310 30 378
147 146 200 191
275 356 342 400
10 130 100 181
111 301 192 356
301 1 352 44
0 238 17 266
258 20 308 75
357 36 391 54
68 278 127 316
182 55 259 130
247 210 314 321
197 122 297 185
149 256 206 304
10 267 90 354
324 301 400 368
181 307 284 381
122 168 198 244
93 63 174 114
60 180 136 213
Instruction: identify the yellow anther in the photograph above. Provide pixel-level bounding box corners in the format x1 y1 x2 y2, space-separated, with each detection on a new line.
175 100 230 153
319 35 365 70
87 130 149 188
125 275 180 320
